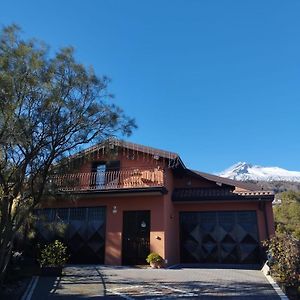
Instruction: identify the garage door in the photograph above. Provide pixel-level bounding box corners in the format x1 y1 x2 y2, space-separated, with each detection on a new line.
180 211 260 264
35 207 106 264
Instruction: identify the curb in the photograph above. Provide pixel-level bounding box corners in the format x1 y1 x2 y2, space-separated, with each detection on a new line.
166 264 180 269
20 276 39 300
261 262 289 300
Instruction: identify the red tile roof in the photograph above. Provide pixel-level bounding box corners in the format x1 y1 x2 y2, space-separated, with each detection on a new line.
172 187 274 202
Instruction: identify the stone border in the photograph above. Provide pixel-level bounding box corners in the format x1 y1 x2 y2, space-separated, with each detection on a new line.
261 262 289 300
21 276 39 300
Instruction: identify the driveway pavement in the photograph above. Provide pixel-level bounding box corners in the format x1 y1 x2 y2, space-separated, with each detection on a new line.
29 266 105 299
28 265 280 299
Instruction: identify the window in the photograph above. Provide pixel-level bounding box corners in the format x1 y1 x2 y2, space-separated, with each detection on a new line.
91 161 120 188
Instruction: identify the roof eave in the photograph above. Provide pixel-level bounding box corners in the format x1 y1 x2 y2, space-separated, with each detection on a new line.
186 169 265 191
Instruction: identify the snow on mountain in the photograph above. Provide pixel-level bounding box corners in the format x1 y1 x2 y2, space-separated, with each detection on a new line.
218 162 300 182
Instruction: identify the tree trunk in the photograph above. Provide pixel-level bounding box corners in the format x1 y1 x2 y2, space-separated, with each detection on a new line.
0 226 13 285
0 241 13 285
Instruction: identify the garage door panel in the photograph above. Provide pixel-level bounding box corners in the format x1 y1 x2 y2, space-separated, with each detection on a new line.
35 206 106 264
212 225 227 242
221 246 239 263
222 234 235 243
180 211 260 264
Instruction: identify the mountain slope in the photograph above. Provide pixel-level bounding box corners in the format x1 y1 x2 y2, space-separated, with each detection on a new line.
219 162 300 182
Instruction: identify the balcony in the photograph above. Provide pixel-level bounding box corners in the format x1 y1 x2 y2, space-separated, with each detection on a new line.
51 168 165 193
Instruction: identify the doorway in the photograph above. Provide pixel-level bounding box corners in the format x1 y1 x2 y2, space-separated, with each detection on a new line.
122 210 150 265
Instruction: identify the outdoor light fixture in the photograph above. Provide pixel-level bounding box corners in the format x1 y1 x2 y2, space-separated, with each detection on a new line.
112 206 117 214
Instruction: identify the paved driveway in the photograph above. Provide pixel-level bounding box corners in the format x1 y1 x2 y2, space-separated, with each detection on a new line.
29 265 280 299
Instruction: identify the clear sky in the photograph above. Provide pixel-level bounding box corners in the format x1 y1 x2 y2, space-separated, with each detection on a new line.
1 0 300 173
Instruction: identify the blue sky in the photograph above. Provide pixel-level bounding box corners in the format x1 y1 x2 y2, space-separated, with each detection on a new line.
1 0 300 173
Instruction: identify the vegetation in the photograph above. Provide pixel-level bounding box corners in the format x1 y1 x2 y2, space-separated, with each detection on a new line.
0 24 136 282
273 191 300 240
263 233 300 287
38 240 69 267
246 180 300 194
263 190 300 297
146 253 164 265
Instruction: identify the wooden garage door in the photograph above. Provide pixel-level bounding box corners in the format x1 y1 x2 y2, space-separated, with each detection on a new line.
180 211 260 264
35 207 106 264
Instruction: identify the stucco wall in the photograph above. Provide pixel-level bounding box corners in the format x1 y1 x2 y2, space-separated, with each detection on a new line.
163 200 275 265
43 194 165 265
45 147 275 266
76 150 167 172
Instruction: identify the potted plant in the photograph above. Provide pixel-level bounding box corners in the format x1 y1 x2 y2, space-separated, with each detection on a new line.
38 240 69 276
146 252 164 269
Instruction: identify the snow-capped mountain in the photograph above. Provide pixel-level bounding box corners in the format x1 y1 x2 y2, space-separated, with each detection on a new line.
219 162 300 182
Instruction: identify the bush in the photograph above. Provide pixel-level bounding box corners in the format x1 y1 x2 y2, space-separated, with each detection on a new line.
146 253 164 264
273 191 300 240
263 233 300 286
38 240 69 267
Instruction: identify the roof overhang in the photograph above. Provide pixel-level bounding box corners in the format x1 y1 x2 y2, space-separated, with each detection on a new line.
184 169 266 191
172 187 274 203
54 186 168 198
64 138 186 169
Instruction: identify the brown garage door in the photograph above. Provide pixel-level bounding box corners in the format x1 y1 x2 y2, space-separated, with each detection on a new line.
180 211 260 264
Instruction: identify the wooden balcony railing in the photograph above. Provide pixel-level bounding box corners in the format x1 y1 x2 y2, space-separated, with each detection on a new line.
51 168 165 192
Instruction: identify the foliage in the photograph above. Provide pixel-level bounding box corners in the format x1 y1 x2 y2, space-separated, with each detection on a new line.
263 233 300 286
146 253 164 264
0 24 136 281
273 191 300 240
255 180 300 194
38 240 69 267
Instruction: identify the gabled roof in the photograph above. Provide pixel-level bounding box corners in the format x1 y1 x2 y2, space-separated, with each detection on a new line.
188 169 263 191
70 138 185 167
69 138 267 193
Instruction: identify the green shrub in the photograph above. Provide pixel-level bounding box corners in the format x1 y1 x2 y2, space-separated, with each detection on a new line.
38 240 69 267
146 253 164 264
263 233 300 286
273 191 300 240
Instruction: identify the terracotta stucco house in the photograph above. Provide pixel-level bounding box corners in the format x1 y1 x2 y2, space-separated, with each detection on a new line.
37 139 275 266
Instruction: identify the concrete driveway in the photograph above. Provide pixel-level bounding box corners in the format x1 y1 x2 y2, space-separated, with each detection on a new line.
28 265 280 299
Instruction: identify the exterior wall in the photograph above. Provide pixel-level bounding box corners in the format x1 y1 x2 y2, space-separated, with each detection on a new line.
165 200 274 265
77 151 167 172
173 175 218 189
60 151 167 191
163 172 275 266
163 169 177 265
43 194 166 265
47 149 173 265
44 195 275 266
45 146 276 266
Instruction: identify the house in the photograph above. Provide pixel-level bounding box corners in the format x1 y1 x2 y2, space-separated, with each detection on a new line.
36 138 275 266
